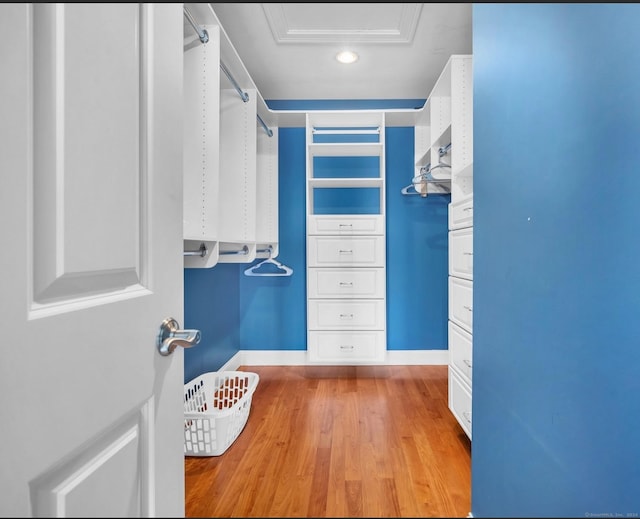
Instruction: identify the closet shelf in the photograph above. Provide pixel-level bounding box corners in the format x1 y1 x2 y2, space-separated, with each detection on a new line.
309 178 383 189
308 142 383 158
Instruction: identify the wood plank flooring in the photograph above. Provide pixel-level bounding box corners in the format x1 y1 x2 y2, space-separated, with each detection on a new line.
185 365 471 518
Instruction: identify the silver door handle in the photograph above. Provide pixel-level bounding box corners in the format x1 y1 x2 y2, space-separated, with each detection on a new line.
157 317 201 356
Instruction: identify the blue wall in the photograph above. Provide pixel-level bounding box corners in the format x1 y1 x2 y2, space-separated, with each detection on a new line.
239 127 307 351
473 4 640 517
386 127 449 350
239 125 450 352
184 121 450 375
183 264 240 383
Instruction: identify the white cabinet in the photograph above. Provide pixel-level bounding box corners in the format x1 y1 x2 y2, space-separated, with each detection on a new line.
441 55 473 441
306 112 386 364
182 4 279 268
183 24 221 268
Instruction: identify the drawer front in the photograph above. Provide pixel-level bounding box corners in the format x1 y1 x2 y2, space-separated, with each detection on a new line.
308 331 386 363
448 321 472 386
308 236 384 267
308 268 385 298
308 299 385 330
449 228 473 280
448 367 472 439
308 215 383 235
449 195 473 230
449 276 473 333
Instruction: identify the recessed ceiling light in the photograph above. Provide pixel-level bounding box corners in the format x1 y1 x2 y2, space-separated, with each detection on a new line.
336 50 359 64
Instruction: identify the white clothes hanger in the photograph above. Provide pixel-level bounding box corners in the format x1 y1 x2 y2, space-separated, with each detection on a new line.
244 248 293 277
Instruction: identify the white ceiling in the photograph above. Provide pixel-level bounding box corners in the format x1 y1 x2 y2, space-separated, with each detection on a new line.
207 3 472 103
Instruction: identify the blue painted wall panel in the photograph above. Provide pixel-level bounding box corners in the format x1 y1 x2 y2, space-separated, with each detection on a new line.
473 4 640 517
183 264 240 382
386 127 449 350
183 112 449 373
239 127 307 351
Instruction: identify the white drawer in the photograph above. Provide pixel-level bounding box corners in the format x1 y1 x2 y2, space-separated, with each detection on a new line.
307 215 384 235
448 367 472 440
449 194 473 230
449 276 473 334
449 228 473 280
308 299 385 330
308 268 385 299
448 321 472 387
308 235 384 267
308 331 386 363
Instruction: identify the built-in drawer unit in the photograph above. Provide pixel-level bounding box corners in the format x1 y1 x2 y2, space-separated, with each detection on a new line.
307 235 384 267
307 268 385 299
449 276 473 334
449 194 473 230
448 321 472 387
308 299 385 330
449 227 473 280
307 215 384 235
308 331 386 363
448 367 472 439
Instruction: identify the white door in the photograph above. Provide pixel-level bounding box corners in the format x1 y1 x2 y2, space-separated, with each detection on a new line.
0 4 189 517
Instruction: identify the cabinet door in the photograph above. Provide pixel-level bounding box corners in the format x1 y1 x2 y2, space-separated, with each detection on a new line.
307 268 385 299
308 331 386 363
449 276 473 333
308 236 384 267
449 195 473 230
308 299 385 330
307 215 384 235
448 367 472 439
449 321 472 386
449 228 473 280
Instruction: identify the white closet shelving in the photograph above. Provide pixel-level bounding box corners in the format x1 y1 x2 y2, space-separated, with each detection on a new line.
182 4 279 268
410 54 474 438
445 55 474 440
183 24 220 268
306 111 386 365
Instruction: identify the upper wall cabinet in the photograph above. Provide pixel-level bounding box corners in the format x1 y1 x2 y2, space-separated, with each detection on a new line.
182 4 279 267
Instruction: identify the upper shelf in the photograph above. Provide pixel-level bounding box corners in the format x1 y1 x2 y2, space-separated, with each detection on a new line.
308 142 383 158
308 178 383 189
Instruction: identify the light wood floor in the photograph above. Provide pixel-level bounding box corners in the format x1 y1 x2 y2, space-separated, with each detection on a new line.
185 365 471 518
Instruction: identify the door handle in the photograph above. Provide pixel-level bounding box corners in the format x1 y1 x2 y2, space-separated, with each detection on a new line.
157 317 201 356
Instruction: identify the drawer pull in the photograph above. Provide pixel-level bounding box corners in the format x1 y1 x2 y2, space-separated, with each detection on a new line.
463 359 472 368
339 281 353 287
463 252 473 256
463 305 473 312
338 223 353 228
339 314 354 319
463 207 473 212
339 249 353 254
339 345 354 351
463 411 472 424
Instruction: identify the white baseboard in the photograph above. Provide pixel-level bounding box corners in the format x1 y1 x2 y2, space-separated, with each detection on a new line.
227 349 448 367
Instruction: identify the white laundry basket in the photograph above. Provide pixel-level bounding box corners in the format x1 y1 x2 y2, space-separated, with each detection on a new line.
183 370 259 456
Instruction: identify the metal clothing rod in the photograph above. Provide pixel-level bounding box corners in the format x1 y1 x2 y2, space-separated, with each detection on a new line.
257 114 273 137
438 142 452 157
256 246 273 255
219 245 249 255
183 7 209 44
184 243 207 257
220 61 249 103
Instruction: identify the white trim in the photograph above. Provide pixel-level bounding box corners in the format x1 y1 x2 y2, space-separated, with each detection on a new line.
262 4 422 44
223 349 449 368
